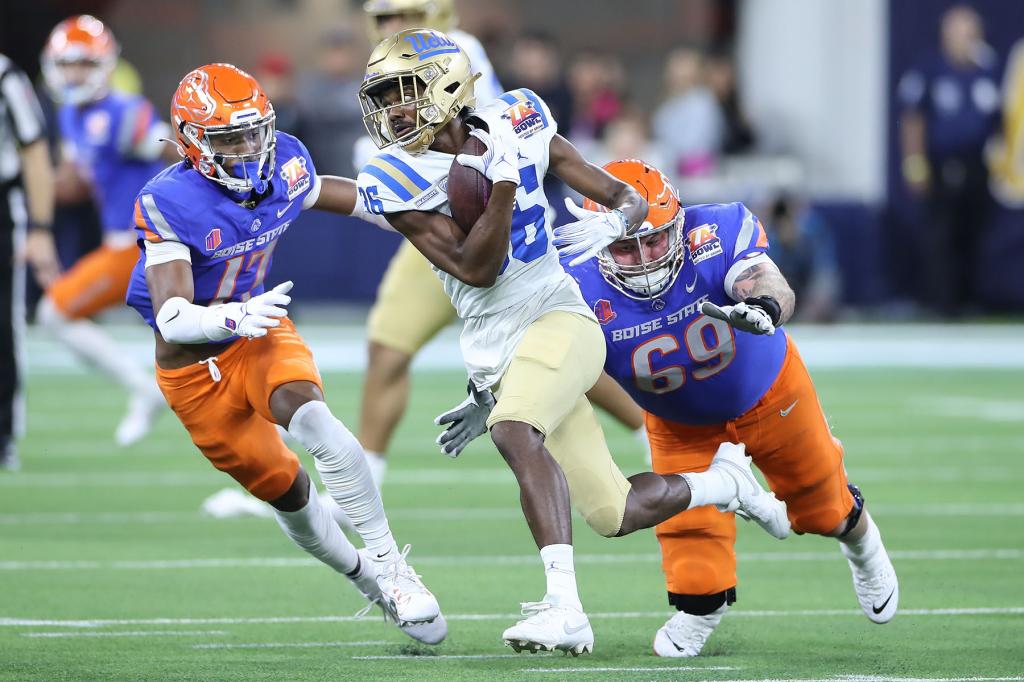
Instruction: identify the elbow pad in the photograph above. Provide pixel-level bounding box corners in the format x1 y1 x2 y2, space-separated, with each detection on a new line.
155 297 237 344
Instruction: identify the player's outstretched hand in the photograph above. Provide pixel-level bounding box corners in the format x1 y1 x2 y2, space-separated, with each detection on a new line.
434 381 495 458
553 198 629 266
455 128 521 186
235 281 293 339
700 300 775 336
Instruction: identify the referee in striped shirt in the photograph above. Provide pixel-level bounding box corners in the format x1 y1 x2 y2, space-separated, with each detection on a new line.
0 53 60 470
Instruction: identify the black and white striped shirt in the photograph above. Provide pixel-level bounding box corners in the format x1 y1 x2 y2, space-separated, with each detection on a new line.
0 54 46 186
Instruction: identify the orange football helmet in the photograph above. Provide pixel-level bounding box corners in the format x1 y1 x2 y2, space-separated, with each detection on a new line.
41 15 119 105
171 64 276 194
583 159 685 299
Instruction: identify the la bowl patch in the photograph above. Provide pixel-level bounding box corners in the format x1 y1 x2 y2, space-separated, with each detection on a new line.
280 156 311 200
687 223 722 264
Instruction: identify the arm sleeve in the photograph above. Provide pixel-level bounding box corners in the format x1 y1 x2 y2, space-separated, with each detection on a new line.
0 66 45 147
144 239 191 267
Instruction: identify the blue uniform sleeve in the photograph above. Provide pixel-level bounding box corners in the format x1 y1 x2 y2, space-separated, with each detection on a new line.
686 202 771 299
114 95 168 161
133 179 194 250
275 132 319 205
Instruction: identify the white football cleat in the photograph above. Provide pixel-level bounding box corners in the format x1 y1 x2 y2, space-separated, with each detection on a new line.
354 549 446 644
710 443 790 539
653 605 727 657
502 601 594 656
115 387 167 447
374 544 441 626
842 542 899 623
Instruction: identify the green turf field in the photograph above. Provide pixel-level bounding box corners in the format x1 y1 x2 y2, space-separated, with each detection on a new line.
2 368 1022 681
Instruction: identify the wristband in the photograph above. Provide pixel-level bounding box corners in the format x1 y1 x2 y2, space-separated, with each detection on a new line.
744 295 782 326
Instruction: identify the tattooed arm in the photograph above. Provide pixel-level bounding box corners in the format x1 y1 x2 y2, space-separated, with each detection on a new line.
729 259 796 325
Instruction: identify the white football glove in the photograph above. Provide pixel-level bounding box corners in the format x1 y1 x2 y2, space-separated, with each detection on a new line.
205 281 294 340
700 300 775 336
455 128 521 186
552 198 629 266
433 382 496 458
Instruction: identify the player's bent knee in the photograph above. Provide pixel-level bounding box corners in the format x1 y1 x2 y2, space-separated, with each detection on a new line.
585 505 624 537
268 467 310 512
270 381 325 428
668 587 736 615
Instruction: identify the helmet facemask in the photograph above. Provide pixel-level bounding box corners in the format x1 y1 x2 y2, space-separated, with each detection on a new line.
597 213 686 300
180 110 277 195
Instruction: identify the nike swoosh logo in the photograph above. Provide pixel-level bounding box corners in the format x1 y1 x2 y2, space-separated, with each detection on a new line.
780 400 799 417
563 621 590 635
276 201 294 218
685 272 698 293
165 310 181 323
872 588 895 614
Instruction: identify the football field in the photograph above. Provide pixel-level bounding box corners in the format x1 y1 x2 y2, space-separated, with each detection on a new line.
2 328 1023 680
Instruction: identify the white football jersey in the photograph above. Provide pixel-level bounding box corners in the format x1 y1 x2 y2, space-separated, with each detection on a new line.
356 88 593 388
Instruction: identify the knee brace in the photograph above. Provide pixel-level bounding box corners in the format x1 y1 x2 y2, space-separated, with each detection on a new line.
837 483 865 539
668 587 737 615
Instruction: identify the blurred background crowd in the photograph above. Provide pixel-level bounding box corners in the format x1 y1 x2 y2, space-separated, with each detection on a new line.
3 0 1024 321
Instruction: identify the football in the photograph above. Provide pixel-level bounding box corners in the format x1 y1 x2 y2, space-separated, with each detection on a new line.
447 134 492 234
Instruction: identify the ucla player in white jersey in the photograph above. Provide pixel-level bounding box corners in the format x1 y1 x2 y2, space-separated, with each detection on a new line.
351 0 505 489
356 29 789 655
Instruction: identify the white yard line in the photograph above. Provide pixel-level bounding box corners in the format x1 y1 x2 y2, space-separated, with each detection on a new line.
3 503 1023 526
523 667 739 674
194 640 387 650
23 630 227 639
353 654 522 660
1 607 1021 629
0 548 1019 572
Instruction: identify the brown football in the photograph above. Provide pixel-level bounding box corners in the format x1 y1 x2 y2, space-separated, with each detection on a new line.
447 134 492 234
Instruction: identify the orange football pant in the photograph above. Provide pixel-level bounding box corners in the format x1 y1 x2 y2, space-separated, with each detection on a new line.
48 242 139 319
647 338 853 596
156 318 323 501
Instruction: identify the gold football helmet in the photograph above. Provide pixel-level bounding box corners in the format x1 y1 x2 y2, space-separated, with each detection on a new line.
363 0 456 44
359 29 479 153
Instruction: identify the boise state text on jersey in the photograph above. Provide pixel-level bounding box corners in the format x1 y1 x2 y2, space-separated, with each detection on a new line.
125 132 315 332
565 202 788 425
59 91 166 233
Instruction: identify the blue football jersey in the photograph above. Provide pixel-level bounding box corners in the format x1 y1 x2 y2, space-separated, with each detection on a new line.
564 202 787 425
58 92 167 233
126 132 316 332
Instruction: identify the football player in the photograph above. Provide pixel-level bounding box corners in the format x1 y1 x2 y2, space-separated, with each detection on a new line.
38 15 170 446
355 29 789 655
554 159 899 656
354 0 647 490
125 62 444 643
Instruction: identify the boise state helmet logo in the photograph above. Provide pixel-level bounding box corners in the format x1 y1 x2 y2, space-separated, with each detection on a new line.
594 299 617 325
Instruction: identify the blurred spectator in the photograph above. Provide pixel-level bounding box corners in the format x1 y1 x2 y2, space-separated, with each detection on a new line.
589 108 667 170
567 51 625 142
762 195 840 323
253 52 301 136
896 5 1000 314
652 47 724 178
502 30 572 128
705 48 756 155
295 28 366 176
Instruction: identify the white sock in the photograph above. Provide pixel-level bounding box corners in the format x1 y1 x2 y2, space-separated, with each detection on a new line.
319 490 355 532
363 450 387 490
38 297 151 394
840 512 884 569
540 544 582 611
679 468 738 509
288 401 399 561
273 478 359 574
